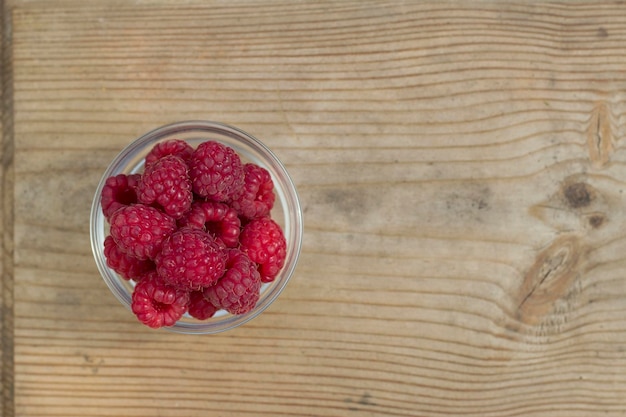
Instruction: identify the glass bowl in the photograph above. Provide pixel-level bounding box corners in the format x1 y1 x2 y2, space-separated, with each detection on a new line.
90 120 303 334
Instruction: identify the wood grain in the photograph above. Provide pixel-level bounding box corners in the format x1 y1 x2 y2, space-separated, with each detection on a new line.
5 1 626 416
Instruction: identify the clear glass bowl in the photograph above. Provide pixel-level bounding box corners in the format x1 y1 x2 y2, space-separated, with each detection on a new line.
90 121 303 334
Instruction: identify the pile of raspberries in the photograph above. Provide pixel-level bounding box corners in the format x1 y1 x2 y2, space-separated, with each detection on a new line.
100 139 286 329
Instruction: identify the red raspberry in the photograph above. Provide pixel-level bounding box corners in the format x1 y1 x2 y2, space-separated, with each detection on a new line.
131 272 190 329
204 249 261 315
188 290 218 320
155 228 227 290
136 155 193 219
189 141 244 202
109 205 177 260
103 236 155 280
100 173 141 220
240 217 286 283
145 139 194 167
178 201 240 247
230 163 275 220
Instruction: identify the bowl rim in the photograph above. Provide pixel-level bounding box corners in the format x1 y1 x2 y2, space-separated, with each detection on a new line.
90 120 303 334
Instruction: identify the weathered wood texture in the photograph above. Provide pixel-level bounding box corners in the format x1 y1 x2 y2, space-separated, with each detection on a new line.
4 1 626 416
1 0 13 415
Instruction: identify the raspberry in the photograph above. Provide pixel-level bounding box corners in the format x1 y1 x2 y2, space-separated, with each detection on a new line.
188 290 218 320
100 173 141 220
145 139 194 167
178 201 240 247
230 163 275 220
104 137 293 327
204 249 261 315
156 228 227 290
103 236 155 280
131 272 190 329
136 155 193 219
189 141 244 202
240 217 286 283
110 205 177 260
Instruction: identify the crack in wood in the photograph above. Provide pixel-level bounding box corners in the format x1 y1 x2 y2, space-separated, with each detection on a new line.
517 235 585 327
586 102 614 169
518 253 564 310
595 113 602 152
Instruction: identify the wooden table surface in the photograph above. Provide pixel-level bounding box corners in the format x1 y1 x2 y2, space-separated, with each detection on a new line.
1 1 626 416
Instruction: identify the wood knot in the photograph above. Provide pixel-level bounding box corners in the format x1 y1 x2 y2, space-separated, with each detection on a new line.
563 182 593 209
530 177 608 233
516 235 585 325
586 102 615 169
587 213 606 229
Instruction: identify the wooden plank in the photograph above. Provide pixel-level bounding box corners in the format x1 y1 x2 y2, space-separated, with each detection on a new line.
0 1 4 414
10 1 626 416
1 0 14 415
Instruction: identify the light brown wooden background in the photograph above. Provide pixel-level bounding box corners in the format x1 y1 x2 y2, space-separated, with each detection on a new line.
1 1 626 416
